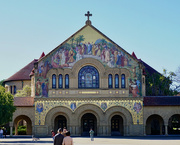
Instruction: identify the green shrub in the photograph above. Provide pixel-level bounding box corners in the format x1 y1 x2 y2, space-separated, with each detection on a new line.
18 126 26 135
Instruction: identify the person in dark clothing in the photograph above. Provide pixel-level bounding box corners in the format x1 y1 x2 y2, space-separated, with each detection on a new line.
54 128 64 145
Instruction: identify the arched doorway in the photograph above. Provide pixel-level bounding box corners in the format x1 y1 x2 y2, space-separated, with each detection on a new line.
111 115 123 136
54 115 67 133
146 115 164 135
81 113 97 136
14 115 32 135
168 114 180 135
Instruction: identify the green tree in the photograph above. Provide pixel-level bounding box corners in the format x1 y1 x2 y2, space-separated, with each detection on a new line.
78 35 85 44
75 37 80 45
146 69 178 96
70 37 75 46
0 86 16 126
0 79 5 87
171 66 180 92
15 85 31 97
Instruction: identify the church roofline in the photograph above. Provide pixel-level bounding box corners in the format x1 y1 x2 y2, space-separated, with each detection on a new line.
4 59 38 83
38 22 141 65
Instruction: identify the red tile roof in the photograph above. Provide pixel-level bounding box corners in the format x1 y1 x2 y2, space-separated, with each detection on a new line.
131 52 160 75
14 97 34 106
144 96 180 106
4 59 38 82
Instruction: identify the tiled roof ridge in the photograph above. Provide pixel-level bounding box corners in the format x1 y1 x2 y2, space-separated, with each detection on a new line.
144 96 180 106
4 59 38 82
14 96 34 106
131 51 160 75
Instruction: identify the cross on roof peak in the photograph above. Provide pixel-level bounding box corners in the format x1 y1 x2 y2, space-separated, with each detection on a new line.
85 11 92 25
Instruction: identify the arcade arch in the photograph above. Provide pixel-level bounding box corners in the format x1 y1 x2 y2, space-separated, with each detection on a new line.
168 114 180 135
45 106 71 135
106 106 133 136
146 114 164 135
13 115 32 135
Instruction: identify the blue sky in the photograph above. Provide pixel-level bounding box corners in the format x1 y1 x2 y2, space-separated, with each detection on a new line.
0 0 180 81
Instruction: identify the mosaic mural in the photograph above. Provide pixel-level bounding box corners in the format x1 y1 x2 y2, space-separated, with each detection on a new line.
35 99 143 125
35 25 142 97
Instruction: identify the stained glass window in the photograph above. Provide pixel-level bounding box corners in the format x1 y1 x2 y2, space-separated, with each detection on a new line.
59 74 63 89
52 74 56 88
115 74 119 88
108 74 113 88
78 65 99 88
65 74 69 89
121 74 125 88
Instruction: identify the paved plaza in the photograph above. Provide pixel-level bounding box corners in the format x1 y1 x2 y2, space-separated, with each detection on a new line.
0 136 180 145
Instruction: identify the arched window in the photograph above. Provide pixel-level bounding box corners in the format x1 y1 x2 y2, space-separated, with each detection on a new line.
121 74 125 88
10 86 12 94
115 74 119 88
108 74 113 88
14 86 16 94
78 65 99 88
52 74 56 89
58 74 63 89
65 74 69 89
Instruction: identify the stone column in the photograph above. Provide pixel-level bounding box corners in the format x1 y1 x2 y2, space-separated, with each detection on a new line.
102 125 108 136
9 122 13 136
10 126 13 136
32 125 34 135
75 126 80 136
165 125 168 136
143 125 146 136
126 125 129 136
107 125 111 136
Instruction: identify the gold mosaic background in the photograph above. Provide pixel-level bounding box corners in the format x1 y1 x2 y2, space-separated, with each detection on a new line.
35 99 143 125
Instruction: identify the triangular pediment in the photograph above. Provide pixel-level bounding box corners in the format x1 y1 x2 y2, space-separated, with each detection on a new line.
38 24 139 69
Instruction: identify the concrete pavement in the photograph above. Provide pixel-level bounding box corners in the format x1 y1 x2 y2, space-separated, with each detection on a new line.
0 136 180 145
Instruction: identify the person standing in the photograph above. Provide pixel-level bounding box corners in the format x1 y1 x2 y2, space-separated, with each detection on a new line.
0 128 3 138
54 128 64 145
89 128 94 141
62 127 67 137
4 128 7 138
62 131 73 145
51 130 55 140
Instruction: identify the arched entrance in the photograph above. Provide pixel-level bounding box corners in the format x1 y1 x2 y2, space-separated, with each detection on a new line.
168 114 180 135
146 115 164 135
111 115 124 136
54 115 67 133
81 113 97 136
14 115 32 135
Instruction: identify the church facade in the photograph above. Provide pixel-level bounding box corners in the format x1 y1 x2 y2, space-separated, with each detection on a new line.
4 14 180 136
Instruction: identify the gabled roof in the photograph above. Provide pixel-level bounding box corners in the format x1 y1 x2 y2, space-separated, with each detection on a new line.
131 52 160 75
39 23 140 64
4 59 38 83
14 97 34 106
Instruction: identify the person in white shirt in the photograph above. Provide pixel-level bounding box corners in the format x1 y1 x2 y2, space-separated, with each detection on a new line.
0 128 3 138
62 131 73 145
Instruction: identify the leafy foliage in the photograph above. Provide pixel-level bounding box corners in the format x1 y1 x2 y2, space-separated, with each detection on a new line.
171 66 180 92
15 85 31 97
0 79 5 87
0 86 16 126
18 125 27 135
75 35 85 45
146 69 178 96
